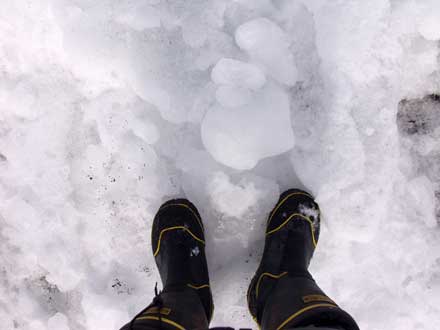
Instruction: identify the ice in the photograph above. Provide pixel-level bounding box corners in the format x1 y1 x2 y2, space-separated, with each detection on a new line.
48 313 69 330
215 86 253 108
235 17 298 86
211 57 266 108
201 83 294 170
211 58 266 90
203 52 294 170
1 1 440 330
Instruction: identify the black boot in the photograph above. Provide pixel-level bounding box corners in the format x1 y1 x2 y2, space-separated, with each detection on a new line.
247 189 359 330
122 199 214 330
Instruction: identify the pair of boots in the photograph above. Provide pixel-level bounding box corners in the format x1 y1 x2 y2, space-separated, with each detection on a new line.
120 189 359 330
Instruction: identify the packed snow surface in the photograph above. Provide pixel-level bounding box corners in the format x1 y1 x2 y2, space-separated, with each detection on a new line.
1 1 440 329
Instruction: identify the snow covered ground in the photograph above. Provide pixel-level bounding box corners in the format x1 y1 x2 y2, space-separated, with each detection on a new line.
1 0 440 329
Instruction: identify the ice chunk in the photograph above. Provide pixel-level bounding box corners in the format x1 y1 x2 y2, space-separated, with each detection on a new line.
211 58 266 90
235 18 288 52
201 83 294 170
215 86 252 108
235 18 298 86
48 313 70 330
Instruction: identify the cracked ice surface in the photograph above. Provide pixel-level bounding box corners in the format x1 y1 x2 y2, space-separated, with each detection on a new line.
1 1 440 329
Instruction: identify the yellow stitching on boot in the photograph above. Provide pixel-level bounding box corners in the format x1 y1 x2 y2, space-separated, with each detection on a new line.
136 316 186 330
267 192 314 227
159 203 204 231
143 307 171 315
276 303 338 330
302 294 335 304
256 272 288 298
187 284 210 290
266 213 317 248
153 226 205 257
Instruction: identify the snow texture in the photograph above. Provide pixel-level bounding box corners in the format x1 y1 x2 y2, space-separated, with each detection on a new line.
0 1 440 329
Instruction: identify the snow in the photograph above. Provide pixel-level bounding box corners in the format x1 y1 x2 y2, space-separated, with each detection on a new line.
417 0 440 41
407 176 437 228
207 172 278 219
0 1 439 330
